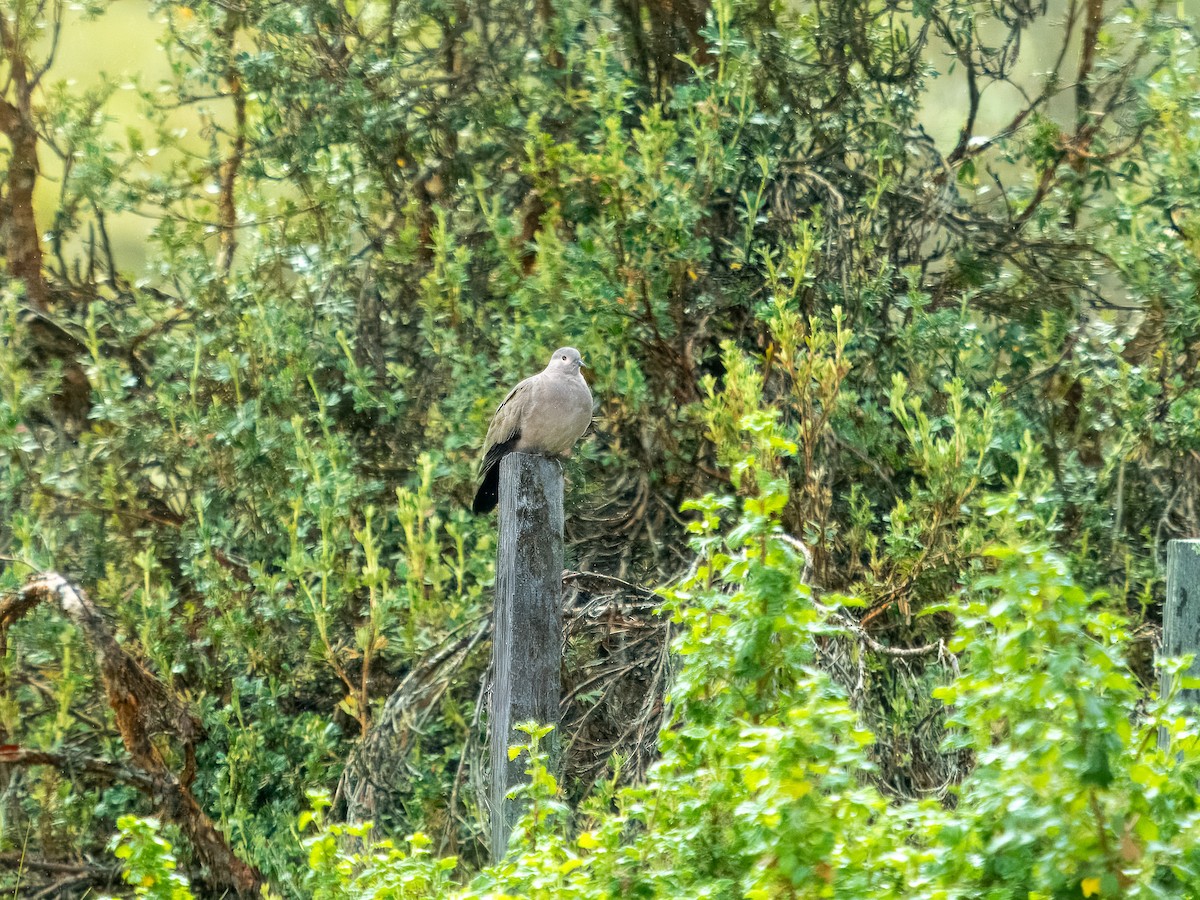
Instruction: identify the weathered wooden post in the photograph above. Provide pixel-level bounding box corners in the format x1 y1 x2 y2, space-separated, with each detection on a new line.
1160 539 1200 747
490 452 563 861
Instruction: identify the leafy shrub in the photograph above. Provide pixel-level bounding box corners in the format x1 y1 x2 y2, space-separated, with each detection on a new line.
3 0 1200 894
247 456 1200 900
108 816 196 900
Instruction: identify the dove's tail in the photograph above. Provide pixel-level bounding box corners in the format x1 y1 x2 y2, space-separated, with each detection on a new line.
472 463 500 514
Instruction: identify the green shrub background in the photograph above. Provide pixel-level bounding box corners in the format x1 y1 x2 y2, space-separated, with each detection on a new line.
3 0 1200 896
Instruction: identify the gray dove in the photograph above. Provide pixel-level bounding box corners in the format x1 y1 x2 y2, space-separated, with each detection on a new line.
472 347 593 514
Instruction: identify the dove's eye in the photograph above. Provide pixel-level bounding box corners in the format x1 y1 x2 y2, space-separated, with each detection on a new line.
561 355 567 361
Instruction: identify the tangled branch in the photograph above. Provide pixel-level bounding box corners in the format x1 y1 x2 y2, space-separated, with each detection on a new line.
0 574 263 897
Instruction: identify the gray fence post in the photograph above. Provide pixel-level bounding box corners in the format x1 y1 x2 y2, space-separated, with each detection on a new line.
489 452 563 862
1161 539 1200 747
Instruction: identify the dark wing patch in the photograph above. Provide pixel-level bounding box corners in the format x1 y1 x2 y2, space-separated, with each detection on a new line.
471 378 530 514
479 427 519 481
471 432 520 514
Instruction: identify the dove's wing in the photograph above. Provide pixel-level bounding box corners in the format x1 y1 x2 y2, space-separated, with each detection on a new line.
472 375 535 514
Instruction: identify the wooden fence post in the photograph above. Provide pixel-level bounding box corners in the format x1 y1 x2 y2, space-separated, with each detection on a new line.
1161 539 1200 747
490 452 564 862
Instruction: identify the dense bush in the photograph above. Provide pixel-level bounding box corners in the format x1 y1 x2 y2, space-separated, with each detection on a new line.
2 0 1200 895
103 469 1200 898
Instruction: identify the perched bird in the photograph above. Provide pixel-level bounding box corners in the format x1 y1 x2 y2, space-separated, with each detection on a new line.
472 347 593 514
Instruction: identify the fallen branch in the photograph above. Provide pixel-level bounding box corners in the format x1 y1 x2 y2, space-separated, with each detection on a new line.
0 850 120 900
0 746 155 790
835 611 948 659
0 581 46 629
0 850 117 876
28 873 106 900
563 569 659 599
338 568 669 843
336 615 492 824
559 570 670 798
5 573 264 897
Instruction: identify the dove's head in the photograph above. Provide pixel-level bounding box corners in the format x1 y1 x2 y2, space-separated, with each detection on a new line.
546 347 585 373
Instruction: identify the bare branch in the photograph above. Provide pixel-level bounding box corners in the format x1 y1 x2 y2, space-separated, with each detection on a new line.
1076 0 1105 119
0 746 156 790
6 574 264 898
29 0 64 89
215 10 247 276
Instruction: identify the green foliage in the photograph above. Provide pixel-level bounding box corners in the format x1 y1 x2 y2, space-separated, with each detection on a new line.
236 456 1200 900
922 540 1199 898
298 792 458 900
108 817 196 900
3 0 1200 895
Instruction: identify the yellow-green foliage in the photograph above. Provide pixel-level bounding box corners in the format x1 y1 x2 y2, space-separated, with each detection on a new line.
3 0 1200 895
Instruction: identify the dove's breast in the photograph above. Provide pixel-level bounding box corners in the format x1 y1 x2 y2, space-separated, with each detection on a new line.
514 373 593 455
